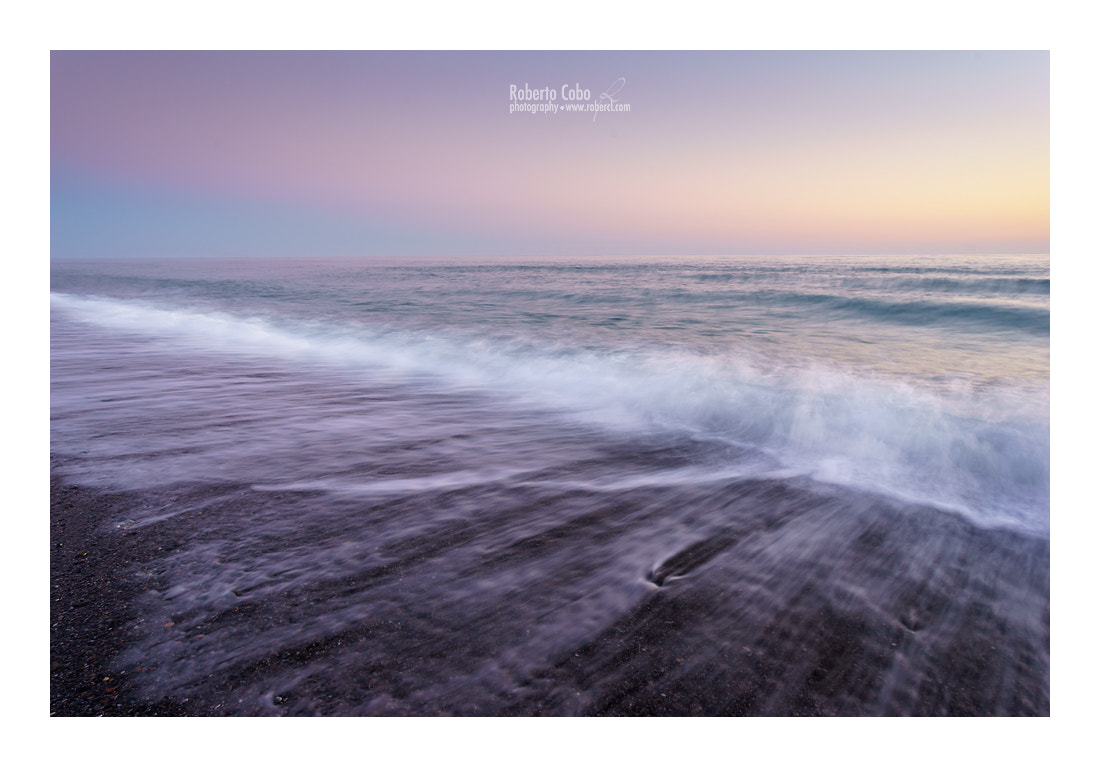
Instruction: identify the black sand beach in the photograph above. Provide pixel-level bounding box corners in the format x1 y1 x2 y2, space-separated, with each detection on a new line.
51 471 197 716
51 453 1049 717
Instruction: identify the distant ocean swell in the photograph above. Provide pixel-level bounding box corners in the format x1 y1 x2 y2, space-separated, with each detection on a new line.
625 289 1049 334
690 272 1050 295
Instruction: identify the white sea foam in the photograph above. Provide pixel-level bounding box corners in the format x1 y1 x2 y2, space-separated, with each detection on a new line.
50 291 1049 534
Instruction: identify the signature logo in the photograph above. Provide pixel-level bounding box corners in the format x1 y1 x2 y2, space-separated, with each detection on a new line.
593 77 626 122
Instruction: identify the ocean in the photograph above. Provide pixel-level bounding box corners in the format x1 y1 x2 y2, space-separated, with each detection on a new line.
50 254 1049 715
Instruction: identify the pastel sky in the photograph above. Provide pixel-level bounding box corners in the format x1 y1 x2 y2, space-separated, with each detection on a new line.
51 51 1049 258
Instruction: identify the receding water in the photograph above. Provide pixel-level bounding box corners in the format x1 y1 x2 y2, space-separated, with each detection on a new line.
50 254 1049 715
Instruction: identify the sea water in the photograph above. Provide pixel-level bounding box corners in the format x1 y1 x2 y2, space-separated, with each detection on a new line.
50 254 1049 715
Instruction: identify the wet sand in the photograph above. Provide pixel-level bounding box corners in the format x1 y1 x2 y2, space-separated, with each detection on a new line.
50 455 1048 717
51 474 196 715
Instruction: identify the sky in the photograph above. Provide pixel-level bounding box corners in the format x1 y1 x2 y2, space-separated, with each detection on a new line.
51 50 1049 258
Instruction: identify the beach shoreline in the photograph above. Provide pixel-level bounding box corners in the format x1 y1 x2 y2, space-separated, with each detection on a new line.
50 455 1049 717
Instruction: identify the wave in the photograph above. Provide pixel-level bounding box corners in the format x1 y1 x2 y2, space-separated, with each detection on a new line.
755 290 1049 334
859 276 1048 296
688 272 1049 295
432 283 1050 335
51 292 1049 535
